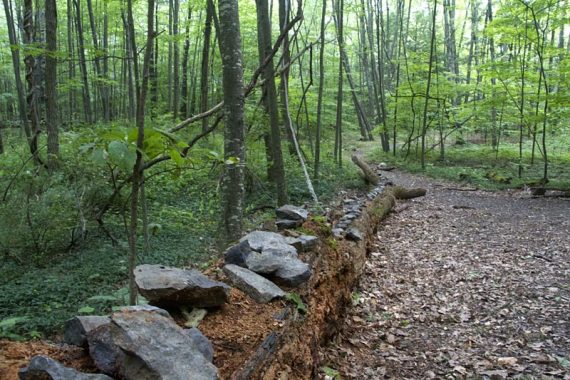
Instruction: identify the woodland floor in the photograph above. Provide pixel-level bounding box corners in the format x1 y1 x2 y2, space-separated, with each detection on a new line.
322 171 570 379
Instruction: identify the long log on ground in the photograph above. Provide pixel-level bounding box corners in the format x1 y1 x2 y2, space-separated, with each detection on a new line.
351 154 380 185
232 185 425 379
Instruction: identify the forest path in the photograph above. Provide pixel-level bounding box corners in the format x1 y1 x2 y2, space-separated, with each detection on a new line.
322 171 570 379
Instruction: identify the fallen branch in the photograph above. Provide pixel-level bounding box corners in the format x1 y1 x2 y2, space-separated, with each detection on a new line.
351 154 380 185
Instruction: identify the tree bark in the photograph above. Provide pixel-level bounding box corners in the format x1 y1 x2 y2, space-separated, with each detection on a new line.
200 0 214 133
256 0 288 205
2 0 30 139
218 0 246 243
73 0 93 123
127 0 155 305
314 0 326 180
45 0 58 171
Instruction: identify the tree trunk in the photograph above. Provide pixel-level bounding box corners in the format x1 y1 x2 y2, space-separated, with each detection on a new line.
86 0 110 122
256 0 288 205
218 0 246 243
23 0 42 166
73 0 92 123
421 0 437 170
45 0 58 171
314 0 326 180
200 0 214 133
172 0 180 119
180 3 192 117
126 0 155 305
334 0 344 166
2 0 31 139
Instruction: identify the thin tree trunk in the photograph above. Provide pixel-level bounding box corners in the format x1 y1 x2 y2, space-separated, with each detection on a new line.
127 0 155 305
172 0 180 119
334 0 344 166
421 0 437 170
45 0 58 170
86 0 109 122
180 3 192 117
218 0 246 243
23 0 42 166
73 0 92 123
314 0 326 180
200 0 213 133
2 0 31 139
256 0 288 205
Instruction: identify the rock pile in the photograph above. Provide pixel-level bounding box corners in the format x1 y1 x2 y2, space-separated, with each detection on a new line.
20 204 319 380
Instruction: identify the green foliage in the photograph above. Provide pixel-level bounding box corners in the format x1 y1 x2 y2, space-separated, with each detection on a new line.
285 292 307 314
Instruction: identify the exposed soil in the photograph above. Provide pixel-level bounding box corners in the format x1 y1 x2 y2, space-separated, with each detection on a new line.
321 171 570 379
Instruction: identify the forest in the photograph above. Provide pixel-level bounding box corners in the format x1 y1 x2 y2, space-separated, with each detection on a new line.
0 0 569 361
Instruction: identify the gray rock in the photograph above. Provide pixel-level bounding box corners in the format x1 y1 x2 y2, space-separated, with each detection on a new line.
223 264 286 303
346 227 363 241
64 315 110 347
240 231 297 257
110 309 218 380
19 355 112 380
183 328 214 362
298 235 318 251
135 264 230 308
275 205 308 221
284 236 303 251
117 305 171 318
332 228 344 238
223 240 254 267
275 219 302 230
245 251 288 274
87 324 122 376
273 260 311 287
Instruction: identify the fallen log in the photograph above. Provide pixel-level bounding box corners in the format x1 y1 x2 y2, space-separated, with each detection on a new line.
233 185 425 379
351 154 380 185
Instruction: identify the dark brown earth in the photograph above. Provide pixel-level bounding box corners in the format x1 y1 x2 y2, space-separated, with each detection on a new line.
321 171 570 379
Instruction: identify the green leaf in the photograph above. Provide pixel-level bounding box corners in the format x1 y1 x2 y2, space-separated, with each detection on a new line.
170 149 185 167
87 295 118 302
0 316 28 329
78 306 95 314
225 156 240 165
108 140 136 172
285 292 307 314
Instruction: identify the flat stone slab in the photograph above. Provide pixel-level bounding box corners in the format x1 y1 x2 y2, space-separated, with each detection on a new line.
19 355 112 380
240 231 298 257
275 205 309 221
64 315 110 347
135 264 230 308
276 219 303 230
223 264 286 303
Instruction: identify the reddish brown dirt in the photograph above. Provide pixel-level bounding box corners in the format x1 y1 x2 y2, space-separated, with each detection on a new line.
0 340 95 380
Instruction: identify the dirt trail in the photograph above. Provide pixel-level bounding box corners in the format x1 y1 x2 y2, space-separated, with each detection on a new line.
322 171 570 379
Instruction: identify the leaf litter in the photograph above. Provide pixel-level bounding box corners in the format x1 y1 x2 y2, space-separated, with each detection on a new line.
321 171 570 379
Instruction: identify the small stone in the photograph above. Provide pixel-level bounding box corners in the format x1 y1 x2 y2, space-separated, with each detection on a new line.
275 205 308 221
298 235 318 251
223 264 286 303
332 228 344 238
117 304 171 318
273 259 311 287
223 240 254 267
19 355 112 380
245 251 295 274
276 219 303 230
87 324 122 376
346 227 363 241
64 315 110 347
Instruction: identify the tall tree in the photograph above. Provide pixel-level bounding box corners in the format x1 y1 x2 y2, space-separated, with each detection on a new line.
126 0 155 304
200 0 214 133
421 0 438 169
45 0 58 170
2 0 30 139
256 0 288 205
73 0 92 123
314 0 327 180
218 0 246 243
